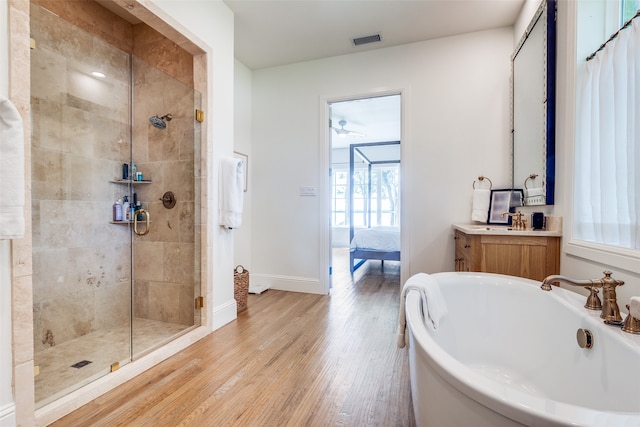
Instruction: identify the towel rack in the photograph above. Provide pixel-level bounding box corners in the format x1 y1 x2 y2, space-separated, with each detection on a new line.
524 173 543 189
472 176 493 189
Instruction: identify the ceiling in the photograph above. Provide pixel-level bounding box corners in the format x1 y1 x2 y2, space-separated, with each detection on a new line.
224 0 524 148
101 0 525 149
223 0 525 71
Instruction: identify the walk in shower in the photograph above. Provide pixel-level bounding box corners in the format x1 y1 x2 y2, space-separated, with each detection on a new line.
30 2 203 407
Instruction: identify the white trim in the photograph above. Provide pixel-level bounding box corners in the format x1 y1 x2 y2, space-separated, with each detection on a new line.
211 299 238 331
565 239 640 275
319 98 332 293
0 403 15 427
320 88 408 290
563 0 640 276
251 274 325 295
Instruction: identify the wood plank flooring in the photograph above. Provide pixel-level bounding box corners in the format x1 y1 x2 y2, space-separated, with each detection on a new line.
51 258 414 426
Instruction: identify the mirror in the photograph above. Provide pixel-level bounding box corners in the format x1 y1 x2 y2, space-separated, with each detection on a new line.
512 0 556 205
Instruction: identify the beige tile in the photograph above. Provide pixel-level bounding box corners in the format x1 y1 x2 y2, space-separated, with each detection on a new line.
133 241 164 282
94 281 130 331
178 201 195 243
14 360 36 424
146 199 178 242
32 148 64 200
164 160 194 201
147 281 179 323
163 242 194 284
34 317 189 406
11 234 33 279
133 279 149 319
177 283 195 325
13 274 35 364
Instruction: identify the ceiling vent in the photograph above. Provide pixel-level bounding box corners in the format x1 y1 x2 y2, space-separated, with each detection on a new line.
353 34 381 46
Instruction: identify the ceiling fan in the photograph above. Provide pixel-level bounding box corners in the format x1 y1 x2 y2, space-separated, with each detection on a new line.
332 119 365 138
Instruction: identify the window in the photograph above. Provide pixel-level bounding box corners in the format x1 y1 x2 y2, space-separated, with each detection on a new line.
331 169 348 226
573 2 640 251
622 0 640 23
331 164 400 228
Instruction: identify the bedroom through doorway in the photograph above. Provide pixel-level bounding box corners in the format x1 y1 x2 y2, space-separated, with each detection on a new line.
329 94 402 287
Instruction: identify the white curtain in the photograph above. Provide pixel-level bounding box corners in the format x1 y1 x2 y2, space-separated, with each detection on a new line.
575 19 640 249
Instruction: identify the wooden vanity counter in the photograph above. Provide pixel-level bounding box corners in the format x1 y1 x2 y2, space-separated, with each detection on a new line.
452 224 561 281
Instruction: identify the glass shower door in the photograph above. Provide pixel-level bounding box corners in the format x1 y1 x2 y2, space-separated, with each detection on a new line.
130 56 202 357
31 4 133 407
30 4 203 407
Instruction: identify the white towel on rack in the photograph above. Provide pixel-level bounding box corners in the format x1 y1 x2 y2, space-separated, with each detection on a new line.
0 96 25 239
396 273 448 348
218 157 244 229
524 187 545 205
471 189 490 222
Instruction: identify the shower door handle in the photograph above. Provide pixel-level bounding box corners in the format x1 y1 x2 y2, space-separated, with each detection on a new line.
133 209 150 236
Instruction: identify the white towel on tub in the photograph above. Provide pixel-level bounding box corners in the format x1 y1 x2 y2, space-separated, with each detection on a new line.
396 273 448 348
0 96 25 239
218 157 244 229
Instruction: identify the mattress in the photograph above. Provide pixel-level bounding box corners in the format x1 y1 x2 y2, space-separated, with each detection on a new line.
350 226 400 252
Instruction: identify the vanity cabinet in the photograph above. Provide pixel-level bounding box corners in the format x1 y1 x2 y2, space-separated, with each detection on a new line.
454 230 560 281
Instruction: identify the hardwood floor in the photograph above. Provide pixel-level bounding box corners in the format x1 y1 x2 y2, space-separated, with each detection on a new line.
51 257 414 426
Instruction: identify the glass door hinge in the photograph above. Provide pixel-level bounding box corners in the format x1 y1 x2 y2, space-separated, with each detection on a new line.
195 296 204 309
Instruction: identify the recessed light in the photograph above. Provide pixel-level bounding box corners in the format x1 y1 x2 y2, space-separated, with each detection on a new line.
91 71 106 78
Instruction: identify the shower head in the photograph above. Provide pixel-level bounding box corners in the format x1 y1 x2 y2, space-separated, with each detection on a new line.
149 113 173 129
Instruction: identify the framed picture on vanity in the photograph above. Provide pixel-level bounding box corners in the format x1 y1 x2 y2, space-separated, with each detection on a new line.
487 189 524 225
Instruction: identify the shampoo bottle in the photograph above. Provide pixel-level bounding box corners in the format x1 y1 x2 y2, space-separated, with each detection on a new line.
136 201 143 221
123 196 130 222
113 198 123 221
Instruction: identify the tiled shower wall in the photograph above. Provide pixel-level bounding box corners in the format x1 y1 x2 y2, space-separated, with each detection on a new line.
131 57 200 328
30 4 132 353
30 1 199 353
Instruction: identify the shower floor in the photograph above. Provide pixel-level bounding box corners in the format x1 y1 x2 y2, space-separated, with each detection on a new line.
35 318 193 407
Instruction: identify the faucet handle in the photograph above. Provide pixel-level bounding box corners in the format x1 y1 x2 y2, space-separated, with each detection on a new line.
584 286 602 311
622 304 640 334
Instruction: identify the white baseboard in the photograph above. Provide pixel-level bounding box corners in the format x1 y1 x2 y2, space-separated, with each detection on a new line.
211 298 238 330
0 403 15 427
251 273 327 295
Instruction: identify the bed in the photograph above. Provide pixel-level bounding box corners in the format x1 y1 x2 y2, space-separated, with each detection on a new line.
348 141 401 273
350 226 401 273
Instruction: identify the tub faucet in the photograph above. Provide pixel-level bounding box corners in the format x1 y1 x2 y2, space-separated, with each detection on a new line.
541 271 624 325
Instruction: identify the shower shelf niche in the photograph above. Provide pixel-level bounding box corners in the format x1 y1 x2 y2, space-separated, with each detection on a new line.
109 220 152 225
110 179 152 185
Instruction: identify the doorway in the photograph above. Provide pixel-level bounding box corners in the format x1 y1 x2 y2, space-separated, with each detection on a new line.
328 94 402 287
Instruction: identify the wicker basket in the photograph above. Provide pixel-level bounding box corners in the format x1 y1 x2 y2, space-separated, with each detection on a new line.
234 265 249 312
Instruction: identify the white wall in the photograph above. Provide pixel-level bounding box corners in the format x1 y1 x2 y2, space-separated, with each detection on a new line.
233 60 252 270
514 0 542 46
249 27 514 293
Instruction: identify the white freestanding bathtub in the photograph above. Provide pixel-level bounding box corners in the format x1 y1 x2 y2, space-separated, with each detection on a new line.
405 272 640 427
